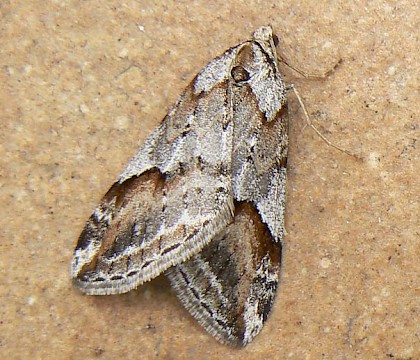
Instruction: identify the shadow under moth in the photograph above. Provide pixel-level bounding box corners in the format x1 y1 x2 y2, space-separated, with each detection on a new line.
71 26 288 346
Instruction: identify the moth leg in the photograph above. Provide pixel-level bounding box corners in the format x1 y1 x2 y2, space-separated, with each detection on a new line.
289 85 355 157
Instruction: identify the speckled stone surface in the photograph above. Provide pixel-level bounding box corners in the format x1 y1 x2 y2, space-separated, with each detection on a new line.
1 1 418 359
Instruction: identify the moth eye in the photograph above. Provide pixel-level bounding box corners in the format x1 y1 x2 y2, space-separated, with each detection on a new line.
231 66 250 84
272 34 279 47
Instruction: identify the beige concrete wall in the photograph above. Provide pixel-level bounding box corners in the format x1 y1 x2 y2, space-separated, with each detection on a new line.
1 1 418 359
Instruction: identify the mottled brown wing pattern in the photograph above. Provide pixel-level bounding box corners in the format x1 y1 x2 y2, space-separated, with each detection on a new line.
71 26 288 346
71 55 240 295
166 202 282 346
166 35 289 343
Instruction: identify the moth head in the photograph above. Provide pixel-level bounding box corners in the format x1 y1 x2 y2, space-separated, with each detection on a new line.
252 25 280 61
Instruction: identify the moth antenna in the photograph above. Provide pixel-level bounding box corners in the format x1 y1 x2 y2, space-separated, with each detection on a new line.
279 56 343 79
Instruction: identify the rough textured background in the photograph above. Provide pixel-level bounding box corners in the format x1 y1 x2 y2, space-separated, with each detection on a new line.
1 1 418 359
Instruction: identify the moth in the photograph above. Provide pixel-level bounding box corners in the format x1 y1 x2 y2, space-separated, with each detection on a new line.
71 26 288 346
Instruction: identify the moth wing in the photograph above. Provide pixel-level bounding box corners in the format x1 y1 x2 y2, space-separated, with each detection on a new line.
166 202 281 346
167 32 288 345
71 49 241 295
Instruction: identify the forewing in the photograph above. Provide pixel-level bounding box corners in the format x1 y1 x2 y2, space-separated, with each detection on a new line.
166 202 281 346
71 48 243 295
231 30 289 243
167 28 288 345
